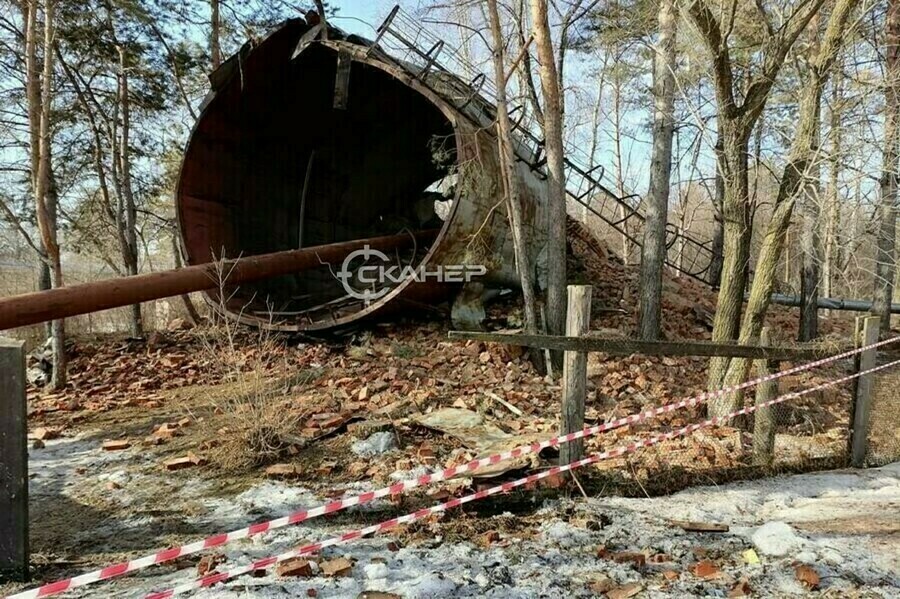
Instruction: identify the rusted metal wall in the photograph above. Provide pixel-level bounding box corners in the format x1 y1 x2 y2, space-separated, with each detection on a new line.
176 19 549 331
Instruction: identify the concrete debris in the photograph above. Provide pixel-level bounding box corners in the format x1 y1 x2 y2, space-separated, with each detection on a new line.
751 521 806 557
351 432 397 457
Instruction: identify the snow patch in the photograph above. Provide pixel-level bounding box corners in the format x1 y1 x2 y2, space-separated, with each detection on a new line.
751 521 805 556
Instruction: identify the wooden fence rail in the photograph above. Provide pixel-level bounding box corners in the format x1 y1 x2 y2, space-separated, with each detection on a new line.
448 331 846 361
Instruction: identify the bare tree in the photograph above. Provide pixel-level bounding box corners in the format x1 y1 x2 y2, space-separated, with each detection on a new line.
715 0 860 417
684 0 826 391
25 0 66 388
873 0 900 333
486 0 540 337
823 56 844 303
56 5 145 339
530 0 566 365
638 0 677 341
210 0 221 69
799 12 823 341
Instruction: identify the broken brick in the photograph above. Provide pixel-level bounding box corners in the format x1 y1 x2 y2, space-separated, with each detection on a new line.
586 574 612 594
320 557 352 577
266 463 302 479
691 560 721 579
728 579 753 597
606 583 643 599
197 554 225 577
31 427 58 441
482 530 500 546
611 551 646 568
164 456 197 471
102 440 131 451
794 564 820 589
275 558 314 578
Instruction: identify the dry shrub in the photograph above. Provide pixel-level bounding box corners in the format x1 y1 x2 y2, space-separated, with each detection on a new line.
193 258 310 472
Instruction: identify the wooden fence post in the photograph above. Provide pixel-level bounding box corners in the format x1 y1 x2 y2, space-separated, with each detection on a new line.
752 327 776 466
560 285 591 465
850 316 879 468
0 338 28 581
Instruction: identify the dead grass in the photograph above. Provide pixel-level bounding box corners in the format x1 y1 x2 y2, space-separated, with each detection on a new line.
190 261 319 472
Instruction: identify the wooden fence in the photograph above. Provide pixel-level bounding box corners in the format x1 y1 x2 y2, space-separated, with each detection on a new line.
451 285 882 471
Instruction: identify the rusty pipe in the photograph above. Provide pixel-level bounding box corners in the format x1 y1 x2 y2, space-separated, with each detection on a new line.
0 231 437 331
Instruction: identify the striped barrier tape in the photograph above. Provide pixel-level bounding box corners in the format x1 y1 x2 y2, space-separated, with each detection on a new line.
144 356 900 598
7 335 898 599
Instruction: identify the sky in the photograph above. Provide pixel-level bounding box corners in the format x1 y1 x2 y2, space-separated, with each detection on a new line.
328 1 400 37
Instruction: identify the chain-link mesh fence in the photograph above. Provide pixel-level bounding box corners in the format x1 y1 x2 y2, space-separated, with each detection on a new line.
866 352 900 466
575 349 892 496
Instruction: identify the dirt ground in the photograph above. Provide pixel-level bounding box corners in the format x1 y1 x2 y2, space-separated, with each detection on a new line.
5 238 895 598
4 427 898 598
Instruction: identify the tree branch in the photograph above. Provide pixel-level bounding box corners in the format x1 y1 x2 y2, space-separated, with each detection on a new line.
684 0 738 117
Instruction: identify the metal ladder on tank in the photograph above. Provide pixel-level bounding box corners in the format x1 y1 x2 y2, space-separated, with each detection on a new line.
366 5 716 286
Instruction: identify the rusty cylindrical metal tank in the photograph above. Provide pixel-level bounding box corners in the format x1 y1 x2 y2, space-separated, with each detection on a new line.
176 18 550 331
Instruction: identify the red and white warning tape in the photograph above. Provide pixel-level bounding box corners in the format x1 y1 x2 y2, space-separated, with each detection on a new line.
143 356 900 598
6 336 898 599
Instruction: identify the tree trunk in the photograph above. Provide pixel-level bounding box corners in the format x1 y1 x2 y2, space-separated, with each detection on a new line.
612 70 631 264
486 0 540 338
713 0 859 417
823 64 842 303
119 53 143 338
638 0 677 341
707 122 753 392
210 0 221 70
873 0 900 334
37 250 51 338
799 18 823 342
685 0 827 394
798 138 821 340
708 134 726 287
530 0 566 370
26 0 66 389
586 60 608 222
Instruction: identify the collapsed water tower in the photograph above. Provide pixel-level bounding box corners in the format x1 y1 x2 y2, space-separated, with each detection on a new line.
175 15 551 331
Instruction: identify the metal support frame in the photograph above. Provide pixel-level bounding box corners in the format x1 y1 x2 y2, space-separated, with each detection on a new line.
370 4 718 285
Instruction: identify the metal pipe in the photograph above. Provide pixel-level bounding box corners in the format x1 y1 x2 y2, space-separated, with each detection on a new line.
764 293 900 314
0 231 436 331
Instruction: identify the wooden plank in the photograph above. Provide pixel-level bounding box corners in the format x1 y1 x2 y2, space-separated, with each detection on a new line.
561 285 591 464
670 520 730 533
448 331 841 361
0 338 27 581
752 327 777 466
851 316 880 468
